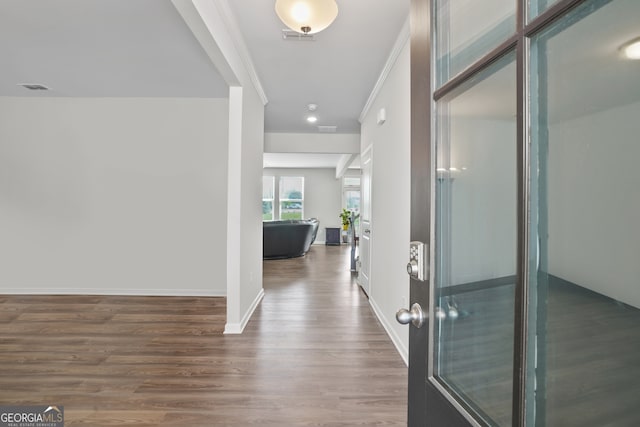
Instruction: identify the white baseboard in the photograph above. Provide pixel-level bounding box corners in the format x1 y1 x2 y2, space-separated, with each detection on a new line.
312 240 326 245
369 297 409 366
0 288 226 296
224 288 264 334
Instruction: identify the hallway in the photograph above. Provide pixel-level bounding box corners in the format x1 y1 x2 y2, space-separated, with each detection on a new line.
0 245 407 426
259 244 408 425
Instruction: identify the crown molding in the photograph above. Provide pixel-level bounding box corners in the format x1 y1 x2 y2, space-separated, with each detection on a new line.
358 16 410 123
213 0 269 105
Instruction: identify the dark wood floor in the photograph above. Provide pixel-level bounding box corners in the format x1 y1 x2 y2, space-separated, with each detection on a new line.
440 279 640 427
543 279 640 427
0 245 407 426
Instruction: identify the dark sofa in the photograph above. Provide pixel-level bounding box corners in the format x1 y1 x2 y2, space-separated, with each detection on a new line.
263 218 319 259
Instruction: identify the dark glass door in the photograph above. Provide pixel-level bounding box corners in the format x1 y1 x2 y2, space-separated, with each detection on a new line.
407 0 640 426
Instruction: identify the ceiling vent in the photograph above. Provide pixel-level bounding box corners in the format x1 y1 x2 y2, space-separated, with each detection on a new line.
282 29 315 41
318 125 337 133
18 83 50 91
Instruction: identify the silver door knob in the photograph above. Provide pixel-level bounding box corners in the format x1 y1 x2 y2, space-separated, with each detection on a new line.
395 303 426 328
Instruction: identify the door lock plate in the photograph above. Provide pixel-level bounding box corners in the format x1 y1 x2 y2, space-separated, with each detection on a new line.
407 241 428 281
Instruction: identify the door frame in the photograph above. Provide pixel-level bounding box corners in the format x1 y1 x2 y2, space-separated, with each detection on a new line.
407 0 431 424
410 0 471 424
407 0 597 425
359 145 373 296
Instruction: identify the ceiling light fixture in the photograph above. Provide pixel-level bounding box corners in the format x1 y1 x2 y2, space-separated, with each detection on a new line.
275 0 338 35
306 115 318 123
620 37 640 60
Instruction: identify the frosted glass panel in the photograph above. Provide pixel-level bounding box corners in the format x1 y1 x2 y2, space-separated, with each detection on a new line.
530 0 560 21
435 0 515 86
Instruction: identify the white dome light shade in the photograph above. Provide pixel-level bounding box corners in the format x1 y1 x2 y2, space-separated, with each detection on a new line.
275 0 338 35
621 38 640 60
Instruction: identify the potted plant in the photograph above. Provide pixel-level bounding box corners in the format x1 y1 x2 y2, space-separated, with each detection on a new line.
339 209 351 231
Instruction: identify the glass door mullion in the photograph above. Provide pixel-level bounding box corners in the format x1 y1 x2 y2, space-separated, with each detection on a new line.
513 0 529 425
527 32 549 427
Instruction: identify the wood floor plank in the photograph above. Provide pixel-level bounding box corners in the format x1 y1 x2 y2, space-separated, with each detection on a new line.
0 245 407 426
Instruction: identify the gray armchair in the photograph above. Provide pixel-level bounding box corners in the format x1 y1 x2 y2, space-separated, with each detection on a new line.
263 218 319 259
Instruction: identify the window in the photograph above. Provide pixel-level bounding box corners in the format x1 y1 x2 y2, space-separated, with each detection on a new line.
343 176 360 187
343 176 361 231
343 176 361 212
262 176 274 220
262 176 306 220
344 189 361 212
278 177 304 220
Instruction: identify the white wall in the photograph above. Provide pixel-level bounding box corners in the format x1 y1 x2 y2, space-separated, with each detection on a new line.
238 87 266 324
449 117 517 285
224 82 266 335
175 0 268 333
265 132 360 154
263 168 342 243
548 101 640 308
0 97 229 295
360 40 410 362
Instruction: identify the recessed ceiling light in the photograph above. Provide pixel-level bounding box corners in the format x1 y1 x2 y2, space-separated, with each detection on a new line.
306 115 318 123
620 37 640 60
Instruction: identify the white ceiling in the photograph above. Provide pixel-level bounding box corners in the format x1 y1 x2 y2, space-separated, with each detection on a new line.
230 0 410 170
1 1 638 169
0 0 227 98
544 0 640 123
0 0 409 170
228 0 409 134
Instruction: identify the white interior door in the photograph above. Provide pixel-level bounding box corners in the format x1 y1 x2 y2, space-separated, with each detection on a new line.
359 147 372 296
